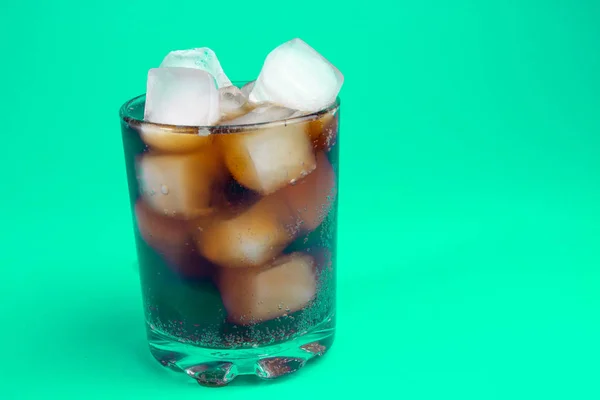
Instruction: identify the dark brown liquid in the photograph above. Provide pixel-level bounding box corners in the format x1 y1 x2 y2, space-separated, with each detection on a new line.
121 108 339 349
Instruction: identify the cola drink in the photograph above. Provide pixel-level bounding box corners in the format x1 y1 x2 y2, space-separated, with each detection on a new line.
120 93 339 386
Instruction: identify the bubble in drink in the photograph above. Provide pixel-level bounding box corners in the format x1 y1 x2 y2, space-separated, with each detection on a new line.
144 67 220 126
249 38 344 112
160 47 233 89
218 252 317 325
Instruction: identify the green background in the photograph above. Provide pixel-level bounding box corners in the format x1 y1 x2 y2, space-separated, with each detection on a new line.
1 1 599 398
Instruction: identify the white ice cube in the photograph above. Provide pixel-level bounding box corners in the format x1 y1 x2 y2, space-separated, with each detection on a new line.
160 48 233 89
240 80 255 98
249 39 344 112
219 86 248 120
144 67 219 126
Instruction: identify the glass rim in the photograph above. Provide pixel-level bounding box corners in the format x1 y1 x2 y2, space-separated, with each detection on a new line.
119 81 340 134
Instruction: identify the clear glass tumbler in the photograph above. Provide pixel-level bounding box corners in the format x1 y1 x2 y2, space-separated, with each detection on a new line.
119 88 339 386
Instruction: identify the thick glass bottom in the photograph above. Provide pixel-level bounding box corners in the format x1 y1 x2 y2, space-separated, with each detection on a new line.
147 318 335 386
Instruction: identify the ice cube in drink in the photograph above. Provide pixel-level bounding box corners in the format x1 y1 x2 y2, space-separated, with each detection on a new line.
218 252 317 325
136 148 226 219
219 119 316 195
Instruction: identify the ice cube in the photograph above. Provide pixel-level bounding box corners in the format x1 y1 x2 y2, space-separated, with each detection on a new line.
218 252 316 325
280 152 336 232
219 120 316 194
240 80 255 98
137 149 226 219
144 67 219 126
159 48 233 89
249 39 343 112
219 85 249 120
195 195 299 269
138 125 213 154
134 199 214 279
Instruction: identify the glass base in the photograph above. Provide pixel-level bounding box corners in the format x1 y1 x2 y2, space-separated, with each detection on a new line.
147 320 335 387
